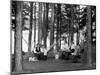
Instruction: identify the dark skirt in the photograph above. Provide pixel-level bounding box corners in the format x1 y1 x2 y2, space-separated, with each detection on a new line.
61 51 70 60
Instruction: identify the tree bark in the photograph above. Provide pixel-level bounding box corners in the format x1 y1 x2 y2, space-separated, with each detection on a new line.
87 6 92 66
43 3 49 48
34 3 36 47
38 3 42 44
77 6 80 45
56 4 61 51
68 5 74 47
50 4 54 48
14 1 23 72
28 2 33 52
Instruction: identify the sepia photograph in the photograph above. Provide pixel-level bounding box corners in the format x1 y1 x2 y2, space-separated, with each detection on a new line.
11 0 96 74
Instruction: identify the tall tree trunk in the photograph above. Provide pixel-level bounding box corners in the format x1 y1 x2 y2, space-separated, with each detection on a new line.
56 4 59 51
56 4 61 51
58 4 61 49
34 3 36 47
50 3 54 48
68 5 74 47
28 2 33 52
38 3 42 44
43 3 49 48
41 3 44 43
59 6 61 48
77 6 80 45
13 2 16 72
14 1 23 72
37 3 39 44
87 6 92 66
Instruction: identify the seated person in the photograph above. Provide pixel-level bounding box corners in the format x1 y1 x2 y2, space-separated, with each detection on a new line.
33 43 42 60
71 44 81 63
41 45 47 60
71 43 77 55
61 42 70 60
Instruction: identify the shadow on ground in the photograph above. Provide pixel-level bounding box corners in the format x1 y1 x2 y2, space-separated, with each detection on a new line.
20 58 96 74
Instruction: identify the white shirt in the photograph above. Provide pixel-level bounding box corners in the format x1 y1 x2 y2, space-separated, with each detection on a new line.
32 47 41 54
71 45 79 55
71 44 75 49
61 42 70 52
41 48 47 55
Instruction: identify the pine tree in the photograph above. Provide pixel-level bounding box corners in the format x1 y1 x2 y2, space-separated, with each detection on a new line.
50 3 54 48
33 3 36 47
28 2 33 52
87 6 92 66
43 3 49 48
38 3 42 43
14 1 23 72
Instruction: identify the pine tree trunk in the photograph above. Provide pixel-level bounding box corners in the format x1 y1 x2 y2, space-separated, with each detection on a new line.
41 3 44 43
56 10 59 52
77 6 80 45
68 5 74 47
87 6 92 66
38 3 42 44
58 4 61 49
56 4 58 50
44 3 49 48
34 3 36 47
55 4 61 51
28 2 33 52
50 4 54 48
14 1 23 72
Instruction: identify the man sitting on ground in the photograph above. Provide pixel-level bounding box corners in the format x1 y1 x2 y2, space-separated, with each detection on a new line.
33 43 42 60
71 43 81 63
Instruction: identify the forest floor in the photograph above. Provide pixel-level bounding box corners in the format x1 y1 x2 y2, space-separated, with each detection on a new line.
17 58 96 74
12 46 96 74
